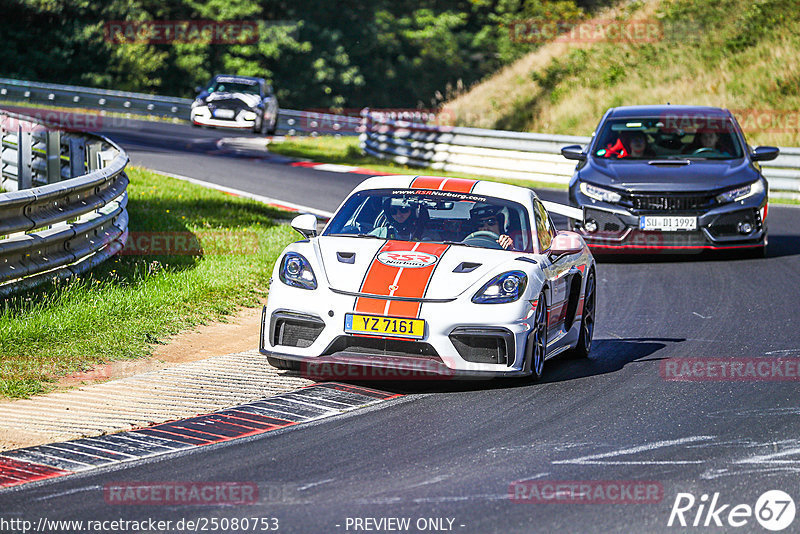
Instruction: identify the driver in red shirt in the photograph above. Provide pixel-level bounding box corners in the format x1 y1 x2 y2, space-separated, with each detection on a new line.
603 130 652 158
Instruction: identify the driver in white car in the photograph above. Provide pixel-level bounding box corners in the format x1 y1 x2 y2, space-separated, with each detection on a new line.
469 205 515 250
370 198 421 241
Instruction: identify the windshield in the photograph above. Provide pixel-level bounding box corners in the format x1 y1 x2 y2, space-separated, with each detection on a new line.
207 78 260 95
324 189 534 252
593 116 744 160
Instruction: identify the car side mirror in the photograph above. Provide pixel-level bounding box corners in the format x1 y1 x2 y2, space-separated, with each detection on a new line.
291 214 318 238
561 145 586 161
550 231 584 256
752 146 779 162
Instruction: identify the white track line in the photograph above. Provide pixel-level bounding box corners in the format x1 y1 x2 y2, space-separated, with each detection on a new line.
150 170 334 218
552 436 715 465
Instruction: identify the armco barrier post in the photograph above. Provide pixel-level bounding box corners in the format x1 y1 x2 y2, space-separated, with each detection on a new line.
87 142 100 172
69 137 86 178
45 130 61 183
16 126 32 190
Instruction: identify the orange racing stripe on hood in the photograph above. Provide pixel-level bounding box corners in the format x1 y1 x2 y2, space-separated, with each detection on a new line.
410 176 477 193
354 241 450 318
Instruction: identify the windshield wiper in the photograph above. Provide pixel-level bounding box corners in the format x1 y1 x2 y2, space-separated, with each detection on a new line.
326 233 384 239
441 240 481 248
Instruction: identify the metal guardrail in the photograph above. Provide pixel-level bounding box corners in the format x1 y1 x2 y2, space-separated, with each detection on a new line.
0 77 364 137
360 114 800 199
4 77 797 197
276 109 362 136
0 111 129 296
0 77 190 119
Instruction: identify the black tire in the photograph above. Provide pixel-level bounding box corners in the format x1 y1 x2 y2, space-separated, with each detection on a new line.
267 356 301 371
527 292 548 380
567 269 596 359
268 112 278 135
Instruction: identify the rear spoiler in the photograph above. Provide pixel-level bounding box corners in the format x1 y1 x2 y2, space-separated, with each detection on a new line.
541 201 583 221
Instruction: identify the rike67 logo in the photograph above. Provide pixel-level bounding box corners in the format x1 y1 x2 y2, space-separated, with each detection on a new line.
668 490 796 531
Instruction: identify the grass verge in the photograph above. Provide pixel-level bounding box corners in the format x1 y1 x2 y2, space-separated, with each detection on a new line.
0 166 297 399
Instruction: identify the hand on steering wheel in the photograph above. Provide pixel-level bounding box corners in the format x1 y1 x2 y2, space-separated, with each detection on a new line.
463 230 502 249
463 230 513 250
465 230 500 240
497 234 514 250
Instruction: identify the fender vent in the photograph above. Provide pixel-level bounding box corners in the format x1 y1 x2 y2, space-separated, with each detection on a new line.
453 262 481 273
563 274 582 332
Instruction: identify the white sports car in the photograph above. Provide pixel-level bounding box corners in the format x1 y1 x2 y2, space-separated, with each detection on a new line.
260 175 596 379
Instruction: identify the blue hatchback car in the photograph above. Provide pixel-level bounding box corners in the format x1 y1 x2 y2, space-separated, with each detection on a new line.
561 105 778 255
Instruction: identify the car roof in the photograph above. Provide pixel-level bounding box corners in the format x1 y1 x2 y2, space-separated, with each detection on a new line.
607 105 733 119
352 175 539 203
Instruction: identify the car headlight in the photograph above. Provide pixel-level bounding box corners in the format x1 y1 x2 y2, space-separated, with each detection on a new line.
715 179 764 204
191 99 206 109
242 111 258 121
579 182 622 203
279 252 317 290
472 271 527 304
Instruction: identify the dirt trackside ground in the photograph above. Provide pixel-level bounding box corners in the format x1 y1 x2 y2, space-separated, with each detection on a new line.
0 305 314 452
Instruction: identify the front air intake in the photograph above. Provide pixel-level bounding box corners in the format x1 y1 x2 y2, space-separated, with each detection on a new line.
271 312 325 348
449 327 514 365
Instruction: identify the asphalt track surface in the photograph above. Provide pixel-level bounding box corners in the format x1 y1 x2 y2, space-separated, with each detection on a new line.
2 116 800 533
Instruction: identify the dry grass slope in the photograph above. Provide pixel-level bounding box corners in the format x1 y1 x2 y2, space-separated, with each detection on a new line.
445 0 800 146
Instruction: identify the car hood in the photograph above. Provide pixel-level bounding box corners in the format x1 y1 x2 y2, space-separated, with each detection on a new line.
582 158 759 192
316 236 527 300
205 92 261 108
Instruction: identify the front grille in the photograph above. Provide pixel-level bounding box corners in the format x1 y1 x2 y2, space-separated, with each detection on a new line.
208 100 250 112
449 328 512 365
323 336 440 359
272 313 324 348
628 194 713 212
